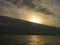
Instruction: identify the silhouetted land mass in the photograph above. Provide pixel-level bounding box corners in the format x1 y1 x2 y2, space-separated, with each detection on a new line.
0 16 60 35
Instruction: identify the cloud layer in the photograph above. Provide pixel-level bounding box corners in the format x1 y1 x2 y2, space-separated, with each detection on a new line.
0 0 60 27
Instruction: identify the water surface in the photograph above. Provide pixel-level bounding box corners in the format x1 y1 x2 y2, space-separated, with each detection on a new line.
0 35 60 45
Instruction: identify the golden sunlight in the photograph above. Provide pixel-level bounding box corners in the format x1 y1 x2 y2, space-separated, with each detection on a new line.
31 17 42 23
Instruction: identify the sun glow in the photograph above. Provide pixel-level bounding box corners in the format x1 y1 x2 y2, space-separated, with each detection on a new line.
31 17 42 23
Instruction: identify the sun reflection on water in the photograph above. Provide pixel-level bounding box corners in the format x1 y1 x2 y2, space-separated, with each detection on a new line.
27 35 47 45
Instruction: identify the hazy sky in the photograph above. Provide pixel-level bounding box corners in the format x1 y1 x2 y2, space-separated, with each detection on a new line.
0 0 60 27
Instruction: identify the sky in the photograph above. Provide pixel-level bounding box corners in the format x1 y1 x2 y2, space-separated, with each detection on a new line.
0 0 60 27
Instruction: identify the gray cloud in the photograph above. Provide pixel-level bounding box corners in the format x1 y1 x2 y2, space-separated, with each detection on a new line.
0 0 60 27
6 0 54 16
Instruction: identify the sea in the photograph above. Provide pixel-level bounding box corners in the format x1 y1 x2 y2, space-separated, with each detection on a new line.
0 35 60 45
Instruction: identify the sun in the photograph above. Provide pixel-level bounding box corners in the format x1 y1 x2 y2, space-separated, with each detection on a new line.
31 17 41 23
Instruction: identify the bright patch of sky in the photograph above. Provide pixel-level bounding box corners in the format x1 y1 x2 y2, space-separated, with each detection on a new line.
0 0 60 27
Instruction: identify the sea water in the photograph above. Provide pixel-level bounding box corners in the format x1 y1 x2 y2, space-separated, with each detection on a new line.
0 35 60 45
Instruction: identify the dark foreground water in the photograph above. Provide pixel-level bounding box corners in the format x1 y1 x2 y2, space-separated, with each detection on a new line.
0 35 60 45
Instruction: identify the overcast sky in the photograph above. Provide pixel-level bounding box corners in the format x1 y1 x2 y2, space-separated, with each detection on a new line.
0 0 60 27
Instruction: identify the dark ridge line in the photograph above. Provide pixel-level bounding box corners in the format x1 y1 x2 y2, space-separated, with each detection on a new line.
0 15 59 28
0 16 60 35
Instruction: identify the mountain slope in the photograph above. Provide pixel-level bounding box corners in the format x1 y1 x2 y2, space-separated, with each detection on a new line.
0 16 60 35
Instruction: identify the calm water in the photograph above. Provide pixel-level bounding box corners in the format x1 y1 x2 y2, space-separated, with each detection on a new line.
0 35 60 45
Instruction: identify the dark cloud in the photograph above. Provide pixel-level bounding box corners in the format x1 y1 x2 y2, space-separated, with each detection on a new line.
36 7 54 15
6 0 54 16
22 0 35 8
6 0 36 8
0 0 60 27
55 0 60 4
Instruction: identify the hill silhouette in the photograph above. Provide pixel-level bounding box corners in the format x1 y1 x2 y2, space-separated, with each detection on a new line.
0 16 60 35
